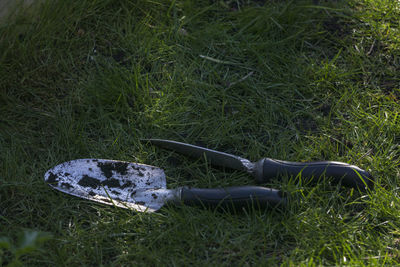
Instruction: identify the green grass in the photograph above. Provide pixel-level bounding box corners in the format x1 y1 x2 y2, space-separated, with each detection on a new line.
1 0 400 265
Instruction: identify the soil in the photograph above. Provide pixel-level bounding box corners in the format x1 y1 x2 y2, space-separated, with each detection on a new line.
46 172 59 183
97 161 129 178
78 175 101 189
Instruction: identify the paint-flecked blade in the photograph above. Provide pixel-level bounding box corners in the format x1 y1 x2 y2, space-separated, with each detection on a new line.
44 159 175 212
144 139 255 173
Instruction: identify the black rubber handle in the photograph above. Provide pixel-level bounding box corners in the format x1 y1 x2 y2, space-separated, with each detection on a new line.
254 158 373 190
180 186 285 209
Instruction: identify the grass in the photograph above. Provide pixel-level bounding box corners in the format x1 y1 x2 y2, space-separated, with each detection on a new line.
1 0 400 265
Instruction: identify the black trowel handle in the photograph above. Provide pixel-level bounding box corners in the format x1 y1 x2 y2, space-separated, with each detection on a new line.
254 158 373 190
180 186 285 209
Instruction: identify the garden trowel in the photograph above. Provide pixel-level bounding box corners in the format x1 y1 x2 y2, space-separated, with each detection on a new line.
44 159 284 213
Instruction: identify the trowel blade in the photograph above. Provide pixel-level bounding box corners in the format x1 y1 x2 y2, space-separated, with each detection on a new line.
44 159 175 212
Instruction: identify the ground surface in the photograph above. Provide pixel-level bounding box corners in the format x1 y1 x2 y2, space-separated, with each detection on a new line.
1 0 400 265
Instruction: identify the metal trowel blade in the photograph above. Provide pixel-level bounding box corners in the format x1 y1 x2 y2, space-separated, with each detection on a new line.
44 159 175 212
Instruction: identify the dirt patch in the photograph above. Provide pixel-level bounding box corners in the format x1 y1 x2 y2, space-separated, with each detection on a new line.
46 172 59 184
121 181 136 189
61 182 73 189
78 175 124 189
101 178 121 188
97 161 129 178
78 175 101 189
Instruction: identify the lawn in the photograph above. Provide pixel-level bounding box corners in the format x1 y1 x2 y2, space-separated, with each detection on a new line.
1 0 399 265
